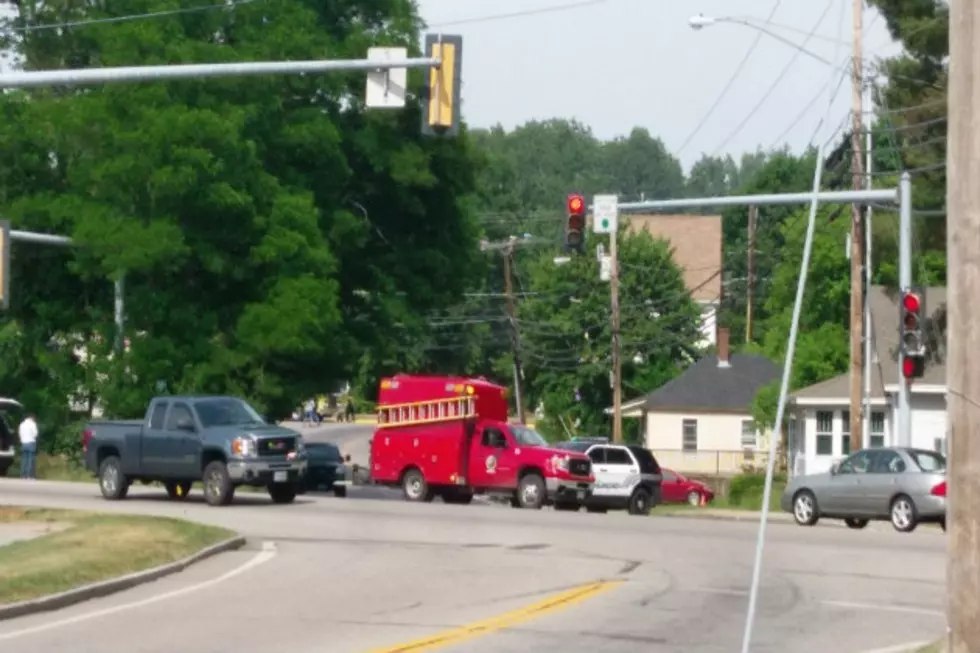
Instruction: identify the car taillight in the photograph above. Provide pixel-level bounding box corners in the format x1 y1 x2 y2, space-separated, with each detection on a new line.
82 429 93 453
931 481 946 497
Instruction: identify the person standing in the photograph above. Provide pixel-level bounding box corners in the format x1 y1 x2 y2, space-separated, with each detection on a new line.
18 413 38 479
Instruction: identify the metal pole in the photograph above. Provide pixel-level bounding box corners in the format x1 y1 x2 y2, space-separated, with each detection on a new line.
898 172 913 447
741 143 827 653
0 57 440 89
614 188 897 212
863 100 874 442
503 243 526 424
10 230 72 246
746 206 757 343
610 227 623 443
114 275 125 353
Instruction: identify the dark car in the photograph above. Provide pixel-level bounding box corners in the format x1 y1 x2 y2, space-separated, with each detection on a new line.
300 442 352 497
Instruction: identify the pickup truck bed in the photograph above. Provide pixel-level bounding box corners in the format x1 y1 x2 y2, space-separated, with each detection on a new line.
83 395 307 506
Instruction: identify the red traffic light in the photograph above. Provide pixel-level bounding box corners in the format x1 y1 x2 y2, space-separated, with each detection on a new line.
567 194 585 214
902 292 921 313
902 357 916 379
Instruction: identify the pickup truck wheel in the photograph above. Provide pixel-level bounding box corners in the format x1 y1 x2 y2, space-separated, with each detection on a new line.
202 461 235 506
517 473 545 510
98 456 129 500
402 468 434 502
268 483 298 504
164 481 192 500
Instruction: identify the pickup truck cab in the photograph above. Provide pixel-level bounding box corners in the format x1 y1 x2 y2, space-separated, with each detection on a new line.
82 395 307 506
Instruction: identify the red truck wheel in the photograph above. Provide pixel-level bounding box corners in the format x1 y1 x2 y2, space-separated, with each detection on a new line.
402 468 434 502
516 473 545 509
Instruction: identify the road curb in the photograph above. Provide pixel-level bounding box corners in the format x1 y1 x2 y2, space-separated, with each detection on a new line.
857 640 931 653
0 534 246 621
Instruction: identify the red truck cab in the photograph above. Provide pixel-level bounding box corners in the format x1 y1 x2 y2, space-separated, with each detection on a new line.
369 374 594 509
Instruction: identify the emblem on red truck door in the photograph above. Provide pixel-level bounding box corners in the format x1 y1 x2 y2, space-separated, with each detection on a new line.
486 455 497 473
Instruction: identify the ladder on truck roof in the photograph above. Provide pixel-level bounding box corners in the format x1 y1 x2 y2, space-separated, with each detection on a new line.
377 396 476 428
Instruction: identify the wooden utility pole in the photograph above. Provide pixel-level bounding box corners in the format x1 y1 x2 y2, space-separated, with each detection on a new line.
502 242 526 424
848 0 865 450
946 2 980 650
746 205 757 343
610 227 623 443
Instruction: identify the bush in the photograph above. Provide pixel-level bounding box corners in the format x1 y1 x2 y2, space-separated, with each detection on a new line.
728 472 787 510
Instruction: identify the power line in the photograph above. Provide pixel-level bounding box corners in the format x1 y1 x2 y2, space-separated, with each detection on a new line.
2 0 258 33
673 0 784 158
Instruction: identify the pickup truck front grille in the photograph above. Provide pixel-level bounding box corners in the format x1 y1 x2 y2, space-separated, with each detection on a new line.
569 459 591 477
257 437 296 457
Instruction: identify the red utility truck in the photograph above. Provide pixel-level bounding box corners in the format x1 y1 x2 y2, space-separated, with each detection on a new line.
369 374 594 509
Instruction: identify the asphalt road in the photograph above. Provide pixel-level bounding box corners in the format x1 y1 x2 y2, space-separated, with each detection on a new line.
0 479 945 653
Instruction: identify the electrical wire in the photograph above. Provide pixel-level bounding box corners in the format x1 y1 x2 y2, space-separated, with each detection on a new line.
1 0 257 32
674 0 784 158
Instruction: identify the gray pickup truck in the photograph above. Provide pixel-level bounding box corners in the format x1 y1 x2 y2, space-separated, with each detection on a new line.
82 395 307 506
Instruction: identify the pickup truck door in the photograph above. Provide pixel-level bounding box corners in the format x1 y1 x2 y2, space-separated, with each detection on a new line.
162 402 199 478
140 401 171 476
469 426 510 490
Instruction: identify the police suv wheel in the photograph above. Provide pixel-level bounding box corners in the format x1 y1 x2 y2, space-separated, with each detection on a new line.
627 487 651 515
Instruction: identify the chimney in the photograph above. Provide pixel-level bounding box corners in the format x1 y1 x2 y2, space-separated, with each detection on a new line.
717 327 730 368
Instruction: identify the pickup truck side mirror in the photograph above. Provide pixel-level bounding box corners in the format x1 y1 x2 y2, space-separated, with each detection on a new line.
344 454 352 462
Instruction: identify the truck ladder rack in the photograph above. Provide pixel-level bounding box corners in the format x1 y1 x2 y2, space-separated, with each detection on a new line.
377 396 476 428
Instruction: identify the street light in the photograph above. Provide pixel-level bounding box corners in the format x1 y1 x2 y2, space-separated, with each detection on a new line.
687 13 835 66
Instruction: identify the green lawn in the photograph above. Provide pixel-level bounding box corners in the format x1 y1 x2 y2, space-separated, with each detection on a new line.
0 506 234 604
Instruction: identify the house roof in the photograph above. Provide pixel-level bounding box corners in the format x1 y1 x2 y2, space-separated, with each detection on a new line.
792 285 947 401
613 214 722 303
638 353 781 412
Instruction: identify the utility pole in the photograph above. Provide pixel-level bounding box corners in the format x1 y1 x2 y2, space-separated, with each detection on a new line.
848 0 866 450
481 236 528 423
610 224 623 443
947 1 980 648
502 241 526 424
746 205 757 343
862 89 874 444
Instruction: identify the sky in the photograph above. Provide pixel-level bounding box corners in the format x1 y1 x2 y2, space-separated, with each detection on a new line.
416 0 902 171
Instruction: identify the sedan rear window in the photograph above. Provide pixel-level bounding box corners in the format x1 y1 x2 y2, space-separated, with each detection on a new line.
910 450 946 472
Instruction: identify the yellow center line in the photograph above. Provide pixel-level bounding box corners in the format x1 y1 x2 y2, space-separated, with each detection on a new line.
364 579 624 653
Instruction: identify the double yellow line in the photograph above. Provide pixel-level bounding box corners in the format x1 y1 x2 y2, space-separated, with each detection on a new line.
366 579 623 653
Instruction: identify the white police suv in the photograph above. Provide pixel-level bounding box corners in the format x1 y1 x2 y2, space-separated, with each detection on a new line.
553 437 663 515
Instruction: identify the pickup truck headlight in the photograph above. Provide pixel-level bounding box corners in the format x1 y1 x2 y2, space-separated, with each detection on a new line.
551 455 569 472
231 436 257 457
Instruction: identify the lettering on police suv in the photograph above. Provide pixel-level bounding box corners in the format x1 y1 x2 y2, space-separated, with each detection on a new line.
593 473 640 490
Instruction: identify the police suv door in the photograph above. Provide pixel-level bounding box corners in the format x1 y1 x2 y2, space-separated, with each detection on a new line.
588 446 631 499
601 447 637 499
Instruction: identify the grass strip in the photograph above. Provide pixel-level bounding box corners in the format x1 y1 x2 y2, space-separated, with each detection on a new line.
0 506 234 604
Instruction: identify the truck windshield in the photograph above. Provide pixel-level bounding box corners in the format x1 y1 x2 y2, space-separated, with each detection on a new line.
510 425 549 447
195 398 265 428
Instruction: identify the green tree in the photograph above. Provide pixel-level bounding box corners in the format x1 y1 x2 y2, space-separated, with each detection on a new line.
516 229 702 441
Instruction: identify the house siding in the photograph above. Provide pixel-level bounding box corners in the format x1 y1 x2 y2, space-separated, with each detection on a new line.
791 393 945 475
644 410 768 474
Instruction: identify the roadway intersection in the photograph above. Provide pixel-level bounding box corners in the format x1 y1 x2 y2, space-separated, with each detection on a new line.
0 469 945 653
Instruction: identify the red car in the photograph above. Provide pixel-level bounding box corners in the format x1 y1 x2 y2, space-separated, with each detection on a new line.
661 468 714 506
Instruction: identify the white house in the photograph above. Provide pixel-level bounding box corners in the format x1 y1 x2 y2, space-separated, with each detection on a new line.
787 285 947 476
615 328 781 474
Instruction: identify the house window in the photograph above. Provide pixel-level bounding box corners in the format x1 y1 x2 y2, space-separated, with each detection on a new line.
816 411 833 455
740 420 757 448
841 410 851 455
682 419 698 452
870 412 885 448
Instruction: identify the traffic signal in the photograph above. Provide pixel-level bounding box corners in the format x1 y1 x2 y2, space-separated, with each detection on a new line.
900 287 925 379
421 34 463 137
565 193 586 253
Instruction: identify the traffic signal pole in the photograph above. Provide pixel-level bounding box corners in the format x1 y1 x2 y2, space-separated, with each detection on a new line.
897 172 913 447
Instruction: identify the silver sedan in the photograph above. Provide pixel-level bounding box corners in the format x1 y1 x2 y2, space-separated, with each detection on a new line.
780 447 946 532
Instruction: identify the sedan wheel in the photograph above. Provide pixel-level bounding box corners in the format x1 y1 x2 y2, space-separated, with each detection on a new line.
793 490 819 526
687 491 701 507
890 495 919 533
